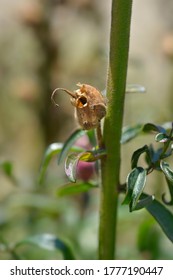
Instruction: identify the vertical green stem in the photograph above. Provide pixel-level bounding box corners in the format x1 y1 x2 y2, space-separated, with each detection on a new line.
99 0 133 259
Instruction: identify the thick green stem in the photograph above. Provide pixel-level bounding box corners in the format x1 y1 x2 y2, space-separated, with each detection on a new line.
99 0 133 259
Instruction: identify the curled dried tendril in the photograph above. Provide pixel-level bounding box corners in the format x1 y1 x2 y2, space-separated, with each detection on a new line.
51 87 76 107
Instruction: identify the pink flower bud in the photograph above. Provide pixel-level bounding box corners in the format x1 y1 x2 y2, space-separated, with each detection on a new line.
77 161 95 182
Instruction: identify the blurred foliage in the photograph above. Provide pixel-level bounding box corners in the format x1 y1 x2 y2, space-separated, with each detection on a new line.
1 0 173 259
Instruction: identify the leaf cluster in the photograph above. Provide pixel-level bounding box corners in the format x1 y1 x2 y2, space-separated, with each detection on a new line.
122 122 173 243
38 121 173 245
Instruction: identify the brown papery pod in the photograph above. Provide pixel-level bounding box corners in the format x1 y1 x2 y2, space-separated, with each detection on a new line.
51 83 107 130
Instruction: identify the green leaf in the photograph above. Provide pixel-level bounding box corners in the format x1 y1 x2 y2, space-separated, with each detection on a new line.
38 143 83 184
65 149 106 182
58 129 86 164
162 177 173 205
15 234 75 260
122 167 147 211
38 143 63 184
130 168 147 211
160 161 173 205
143 194 173 243
125 84 146 94
57 182 97 196
133 195 154 211
65 153 83 183
131 145 150 169
160 161 173 183
121 124 143 144
143 123 166 133
155 133 169 143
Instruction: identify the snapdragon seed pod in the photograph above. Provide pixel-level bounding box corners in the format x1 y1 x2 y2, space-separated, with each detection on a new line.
51 83 107 130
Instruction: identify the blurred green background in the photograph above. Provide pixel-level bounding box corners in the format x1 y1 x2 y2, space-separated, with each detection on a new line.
0 0 173 259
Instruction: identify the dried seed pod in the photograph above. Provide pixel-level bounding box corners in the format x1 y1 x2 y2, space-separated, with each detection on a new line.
51 83 107 130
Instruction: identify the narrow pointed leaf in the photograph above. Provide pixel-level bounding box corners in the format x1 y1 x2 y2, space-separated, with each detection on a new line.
38 143 63 184
129 168 147 211
58 129 86 164
160 161 173 183
160 161 173 205
57 182 96 197
131 145 149 169
15 234 75 260
121 124 143 144
162 177 173 205
143 123 166 133
65 149 106 182
142 194 173 243
122 170 136 205
122 167 147 209
125 84 146 94
133 195 154 211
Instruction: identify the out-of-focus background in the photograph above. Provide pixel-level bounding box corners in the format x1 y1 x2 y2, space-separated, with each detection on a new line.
0 0 173 259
